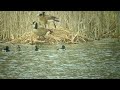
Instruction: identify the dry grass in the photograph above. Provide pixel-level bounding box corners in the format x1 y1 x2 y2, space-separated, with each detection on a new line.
9 28 91 45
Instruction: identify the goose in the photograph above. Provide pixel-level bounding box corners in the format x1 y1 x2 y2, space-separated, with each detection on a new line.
38 12 59 28
32 21 53 39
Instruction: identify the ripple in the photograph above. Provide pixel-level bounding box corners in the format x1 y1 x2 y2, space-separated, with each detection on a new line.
0 41 120 79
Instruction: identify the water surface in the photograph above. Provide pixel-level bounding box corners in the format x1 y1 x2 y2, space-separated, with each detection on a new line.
0 38 120 79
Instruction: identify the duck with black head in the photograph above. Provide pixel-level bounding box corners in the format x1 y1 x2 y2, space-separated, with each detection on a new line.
17 45 21 51
4 46 10 52
35 45 39 51
57 45 66 50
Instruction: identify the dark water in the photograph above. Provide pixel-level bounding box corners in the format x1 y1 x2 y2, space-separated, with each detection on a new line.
0 38 120 79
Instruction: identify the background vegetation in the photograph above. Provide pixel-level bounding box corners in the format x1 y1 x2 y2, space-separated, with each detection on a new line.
0 11 120 44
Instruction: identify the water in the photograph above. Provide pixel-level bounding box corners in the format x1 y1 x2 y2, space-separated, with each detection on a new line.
0 38 120 79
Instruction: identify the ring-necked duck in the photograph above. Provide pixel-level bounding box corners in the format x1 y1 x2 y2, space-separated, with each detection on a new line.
35 45 39 51
57 45 66 50
4 46 10 52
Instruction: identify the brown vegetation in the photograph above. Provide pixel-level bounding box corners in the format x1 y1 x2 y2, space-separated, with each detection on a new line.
9 28 92 45
0 11 120 44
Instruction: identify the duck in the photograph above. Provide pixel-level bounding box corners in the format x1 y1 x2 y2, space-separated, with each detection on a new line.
57 45 66 50
35 45 39 51
3 46 10 52
17 45 21 51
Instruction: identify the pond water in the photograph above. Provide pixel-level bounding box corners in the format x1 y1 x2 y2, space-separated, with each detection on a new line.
0 38 120 79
